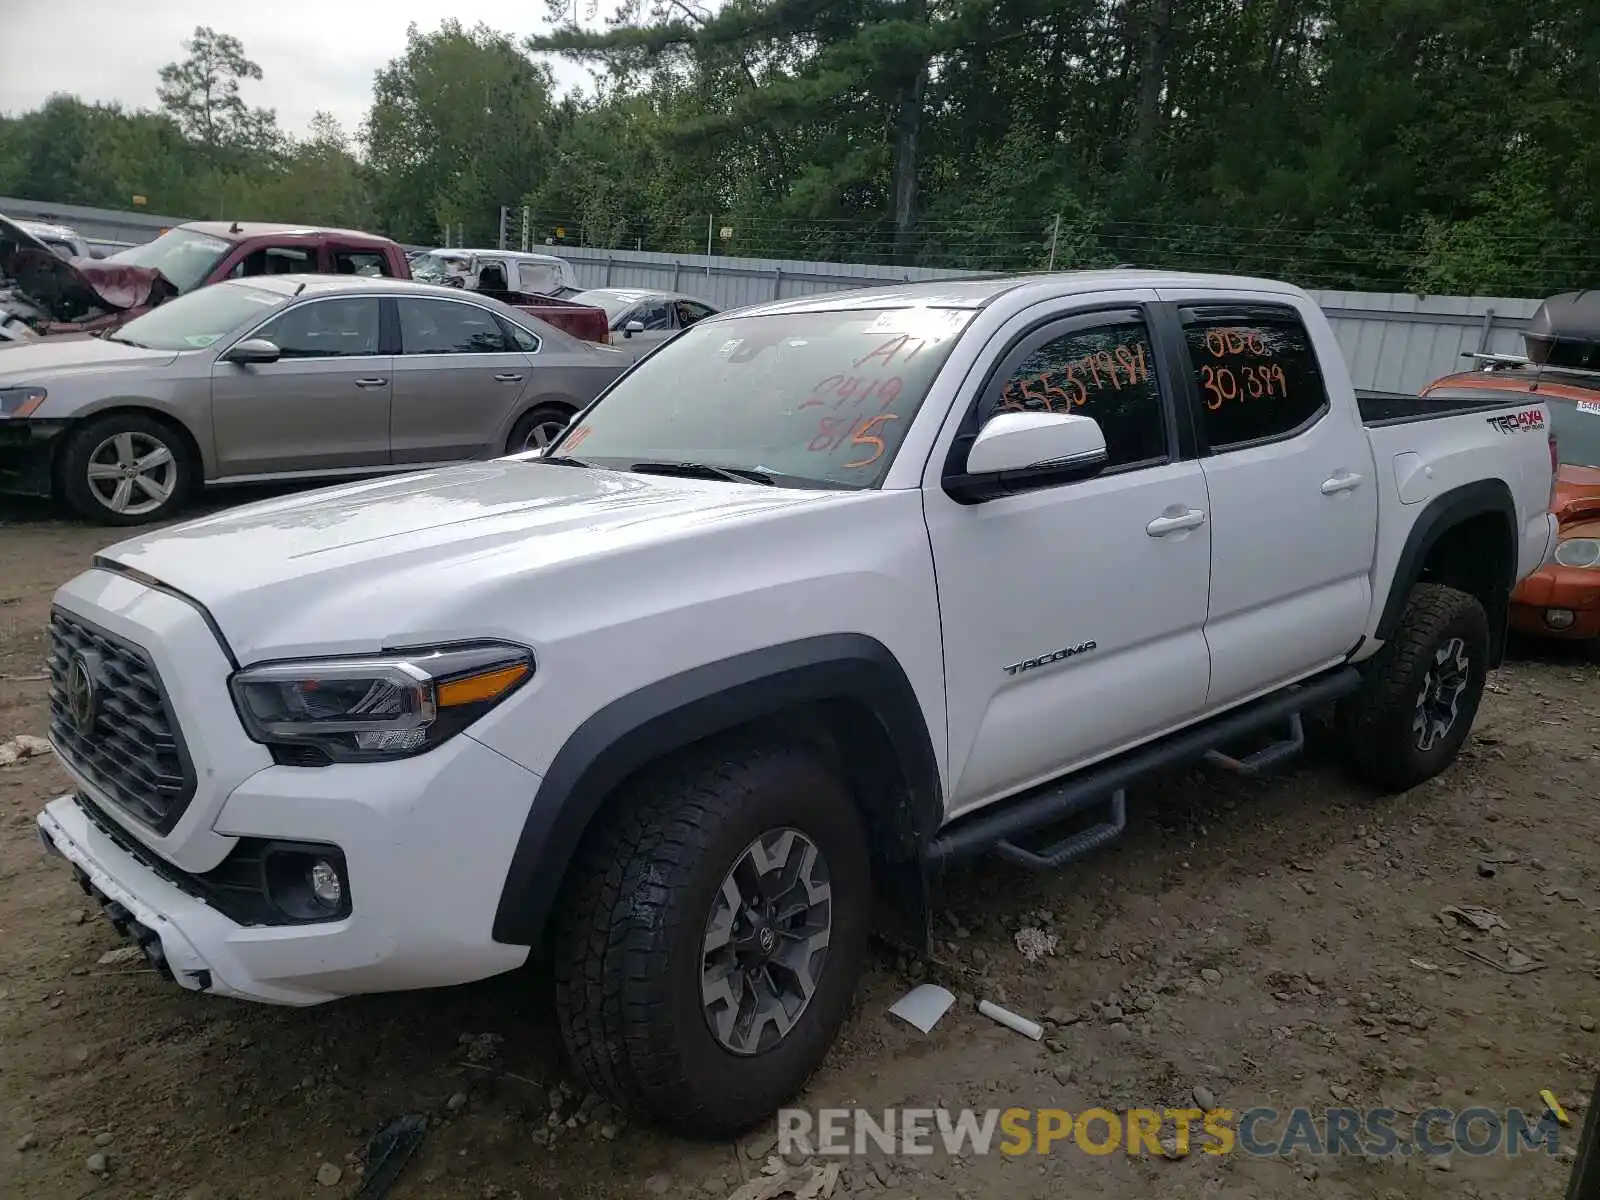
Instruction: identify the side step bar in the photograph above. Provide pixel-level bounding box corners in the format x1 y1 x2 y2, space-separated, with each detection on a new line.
924 666 1361 871
1204 712 1305 776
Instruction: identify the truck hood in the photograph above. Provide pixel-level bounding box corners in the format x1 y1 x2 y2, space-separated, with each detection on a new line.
1 213 176 323
96 460 840 662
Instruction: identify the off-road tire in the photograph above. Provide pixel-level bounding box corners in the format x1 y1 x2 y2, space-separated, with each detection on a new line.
505 404 573 455
551 739 872 1137
58 412 194 526
1338 583 1490 793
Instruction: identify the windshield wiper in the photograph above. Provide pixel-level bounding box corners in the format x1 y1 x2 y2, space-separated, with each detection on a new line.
629 460 776 485
106 335 149 348
537 454 592 468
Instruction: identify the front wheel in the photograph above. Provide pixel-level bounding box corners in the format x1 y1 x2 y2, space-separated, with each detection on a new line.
552 741 872 1137
1338 583 1490 793
58 414 192 525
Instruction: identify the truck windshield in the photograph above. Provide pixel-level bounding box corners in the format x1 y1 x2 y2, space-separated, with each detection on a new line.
410 252 470 286
104 282 284 351
553 306 975 488
105 228 233 293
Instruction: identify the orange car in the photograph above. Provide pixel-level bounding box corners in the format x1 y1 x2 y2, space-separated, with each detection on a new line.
1421 369 1600 640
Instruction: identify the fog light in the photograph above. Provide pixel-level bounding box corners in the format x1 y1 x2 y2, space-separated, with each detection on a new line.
309 860 343 906
1546 608 1576 629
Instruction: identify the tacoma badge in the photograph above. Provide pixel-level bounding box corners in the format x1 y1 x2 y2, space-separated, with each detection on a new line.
1003 640 1097 676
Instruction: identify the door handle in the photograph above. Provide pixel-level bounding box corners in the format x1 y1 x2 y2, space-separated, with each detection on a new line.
493 373 524 383
1146 508 1207 537
353 377 387 388
1320 472 1364 495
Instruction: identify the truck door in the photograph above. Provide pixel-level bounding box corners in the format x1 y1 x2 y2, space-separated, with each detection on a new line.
1159 291 1378 707
922 297 1214 816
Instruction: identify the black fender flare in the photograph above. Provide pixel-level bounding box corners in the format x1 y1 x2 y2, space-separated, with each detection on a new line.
1374 479 1518 661
490 633 942 946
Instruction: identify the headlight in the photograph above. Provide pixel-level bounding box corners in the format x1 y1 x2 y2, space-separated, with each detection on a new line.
1554 538 1600 569
229 642 533 764
0 387 47 418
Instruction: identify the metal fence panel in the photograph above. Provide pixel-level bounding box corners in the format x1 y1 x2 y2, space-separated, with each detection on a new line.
0 195 1549 393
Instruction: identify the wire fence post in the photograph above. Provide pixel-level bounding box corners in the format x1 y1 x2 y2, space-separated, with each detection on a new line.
498 206 508 251
521 207 530 253
706 214 714 257
1047 213 1062 271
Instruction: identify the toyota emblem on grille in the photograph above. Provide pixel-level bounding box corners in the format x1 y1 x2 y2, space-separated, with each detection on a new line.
65 652 100 731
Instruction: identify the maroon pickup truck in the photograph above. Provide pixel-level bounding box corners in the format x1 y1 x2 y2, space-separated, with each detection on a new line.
0 216 610 345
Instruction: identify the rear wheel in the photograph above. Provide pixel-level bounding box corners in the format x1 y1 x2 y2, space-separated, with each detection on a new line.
58 413 192 525
551 740 872 1137
1338 583 1490 792
506 404 573 455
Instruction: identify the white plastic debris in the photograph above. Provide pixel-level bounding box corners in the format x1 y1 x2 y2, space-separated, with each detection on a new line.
978 999 1043 1041
0 735 53 767
887 983 956 1034
1014 927 1058 962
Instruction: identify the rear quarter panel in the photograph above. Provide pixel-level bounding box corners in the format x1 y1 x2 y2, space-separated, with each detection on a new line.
1363 398 1556 645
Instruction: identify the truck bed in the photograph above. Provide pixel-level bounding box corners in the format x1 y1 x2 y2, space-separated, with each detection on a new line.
477 289 611 346
1356 388 1525 427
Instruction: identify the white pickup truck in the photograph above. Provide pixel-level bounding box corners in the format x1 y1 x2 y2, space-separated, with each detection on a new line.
35 271 1558 1137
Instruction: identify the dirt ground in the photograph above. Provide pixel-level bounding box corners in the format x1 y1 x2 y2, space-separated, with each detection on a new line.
2 491 1597 1200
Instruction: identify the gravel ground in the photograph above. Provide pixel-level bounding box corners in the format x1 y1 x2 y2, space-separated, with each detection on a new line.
2 493 1597 1200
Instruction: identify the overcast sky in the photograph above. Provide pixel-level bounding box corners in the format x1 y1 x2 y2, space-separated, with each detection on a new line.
0 0 607 140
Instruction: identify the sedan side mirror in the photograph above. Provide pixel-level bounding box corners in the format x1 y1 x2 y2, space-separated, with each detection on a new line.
946 411 1108 503
221 338 281 365
622 319 645 338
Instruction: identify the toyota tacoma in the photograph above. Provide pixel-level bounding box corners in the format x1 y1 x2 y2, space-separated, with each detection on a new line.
35 271 1559 1137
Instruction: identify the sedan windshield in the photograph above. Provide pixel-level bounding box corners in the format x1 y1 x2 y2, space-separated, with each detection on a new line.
553 306 975 488
105 282 284 351
571 290 643 323
105 228 233 292
1549 396 1600 468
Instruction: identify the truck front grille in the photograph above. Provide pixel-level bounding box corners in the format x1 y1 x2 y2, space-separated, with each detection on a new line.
47 608 196 834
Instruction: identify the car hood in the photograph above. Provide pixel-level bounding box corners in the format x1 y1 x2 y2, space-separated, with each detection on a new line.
96 460 844 662
1 212 175 323
0 334 182 384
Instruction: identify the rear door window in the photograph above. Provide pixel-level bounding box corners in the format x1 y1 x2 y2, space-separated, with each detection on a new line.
397 298 514 354
1178 305 1331 450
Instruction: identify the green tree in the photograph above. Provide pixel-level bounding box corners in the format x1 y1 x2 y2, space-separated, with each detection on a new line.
364 20 560 245
156 26 281 159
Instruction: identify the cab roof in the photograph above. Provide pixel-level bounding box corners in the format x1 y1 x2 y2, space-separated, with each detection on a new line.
726 269 1304 318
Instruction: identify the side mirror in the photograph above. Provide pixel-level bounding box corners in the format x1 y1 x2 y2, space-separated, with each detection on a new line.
947 412 1108 502
221 338 281 365
623 319 645 338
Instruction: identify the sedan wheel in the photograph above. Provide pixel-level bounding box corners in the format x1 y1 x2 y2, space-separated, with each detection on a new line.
521 419 566 453
505 404 575 456
85 431 180 517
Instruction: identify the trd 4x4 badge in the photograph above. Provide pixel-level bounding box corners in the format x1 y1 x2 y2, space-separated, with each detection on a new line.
1485 409 1546 434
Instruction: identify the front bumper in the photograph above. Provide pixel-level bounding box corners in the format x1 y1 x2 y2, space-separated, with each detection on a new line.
0 417 65 497
37 728 542 1006
1511 562 1600 640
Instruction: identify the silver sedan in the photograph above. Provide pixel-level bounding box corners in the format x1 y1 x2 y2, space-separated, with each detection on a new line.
0 276 628 524
569 288 720 363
